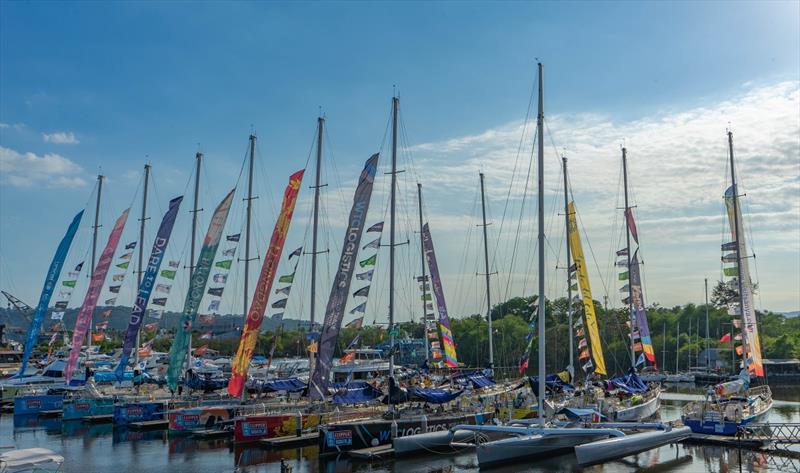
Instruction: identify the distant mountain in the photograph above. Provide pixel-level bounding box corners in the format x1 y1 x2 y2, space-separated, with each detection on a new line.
784 311 800 318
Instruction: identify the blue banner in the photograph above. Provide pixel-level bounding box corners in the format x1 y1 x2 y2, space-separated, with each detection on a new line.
19 210 84 376
116 196 183 380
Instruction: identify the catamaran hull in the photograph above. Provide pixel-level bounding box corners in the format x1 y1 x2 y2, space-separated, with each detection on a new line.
574 426 691 465
476 432 603 467
393 428 480 455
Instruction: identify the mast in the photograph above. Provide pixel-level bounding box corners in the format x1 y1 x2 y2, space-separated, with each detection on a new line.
417 183 430 362
310 117 324 331
728 130 749 372
241 134 256 401
562 157 573 375
135 164 150 368
88 174 104 350
622 147 636 369
662 322 666 372
536 62 545 426
675 320 680 374
389 96 398 392
187 152 202 369
479 173 494 369
705 278 710 369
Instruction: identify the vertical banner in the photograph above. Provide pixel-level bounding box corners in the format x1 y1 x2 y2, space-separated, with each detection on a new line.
421 223 458 368
725 186 764 377
166 189 235 390
228 170 305 397
629 249 656 366
65 209 130 382
114 196 183 380
567 202 607 376
308 154 379 400
19 211 84 376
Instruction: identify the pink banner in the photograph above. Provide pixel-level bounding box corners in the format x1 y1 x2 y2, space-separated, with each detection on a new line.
65 208 130 382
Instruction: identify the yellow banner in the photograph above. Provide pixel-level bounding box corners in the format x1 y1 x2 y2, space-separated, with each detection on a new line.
567 202 607 376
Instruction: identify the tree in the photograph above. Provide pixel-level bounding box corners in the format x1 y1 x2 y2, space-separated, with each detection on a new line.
711 280 737 308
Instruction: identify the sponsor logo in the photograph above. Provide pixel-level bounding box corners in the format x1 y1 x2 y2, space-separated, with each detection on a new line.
26 399 42 409
76 402 91 410
242 422 267 437
326 429 352 447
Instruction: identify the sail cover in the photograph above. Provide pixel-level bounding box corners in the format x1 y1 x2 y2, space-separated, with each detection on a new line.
65 208 130 383
19 211 84 376
422 223 458 367
228 170 305 397
725 186 764 377
309 154 379 400
567 202 606 376
629 249 656 366
167 189 235 390
115 196 183 380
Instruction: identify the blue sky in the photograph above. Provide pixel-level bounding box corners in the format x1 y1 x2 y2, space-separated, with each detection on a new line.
1 1 798 320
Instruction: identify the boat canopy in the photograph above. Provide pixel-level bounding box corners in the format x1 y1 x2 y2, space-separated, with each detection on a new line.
330 381 383 404
453 372 495 388
608 369 648 394
528 374 575 393
409 387 464 404
255 377 306 393
558 407 606 421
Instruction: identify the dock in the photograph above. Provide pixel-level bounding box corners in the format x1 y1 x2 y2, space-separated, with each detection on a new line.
127 420 169 431
191 429 232 439
348 444 394 460
38 410 62 418
82 414 113 424
260 432 318 449
0 405 14 414
683 433 767 449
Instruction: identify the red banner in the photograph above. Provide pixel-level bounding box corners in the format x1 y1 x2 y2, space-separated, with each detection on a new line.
228 170 304 397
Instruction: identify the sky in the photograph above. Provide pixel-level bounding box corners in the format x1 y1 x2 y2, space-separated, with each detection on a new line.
1 1 798 326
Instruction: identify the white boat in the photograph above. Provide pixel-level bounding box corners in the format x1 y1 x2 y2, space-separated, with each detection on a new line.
330 348 390 383
0 448 64 473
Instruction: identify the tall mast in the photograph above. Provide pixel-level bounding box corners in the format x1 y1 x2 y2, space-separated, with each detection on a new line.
88 174 103 350
244 135 256 329
536 62 546 427
310 117 324 331
728 131 749 372
675 320 680 374
562 157 573 375
135 164 150 368
417 183 430 362
187 152 202 369
704 278 710 369
389 96 399 388
622 147 636 369
662 322 666 372
479 173 494 369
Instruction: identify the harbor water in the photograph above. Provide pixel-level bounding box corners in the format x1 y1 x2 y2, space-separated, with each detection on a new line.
2 385 799 472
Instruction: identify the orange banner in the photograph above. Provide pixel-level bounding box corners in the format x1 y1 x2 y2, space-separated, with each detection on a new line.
228 170 304 397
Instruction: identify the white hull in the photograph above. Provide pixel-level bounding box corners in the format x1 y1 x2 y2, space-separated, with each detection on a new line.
476 432 607 467
610 389 660 422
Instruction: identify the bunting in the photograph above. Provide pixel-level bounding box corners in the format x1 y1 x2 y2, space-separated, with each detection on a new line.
367 221 383 233
362 238 381 250
359 254 376 268
356 270 373 281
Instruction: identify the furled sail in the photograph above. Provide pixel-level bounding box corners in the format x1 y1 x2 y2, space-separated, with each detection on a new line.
724 186 764 377
421 223 458 368
629 249 656 366
567 202 606 376
228 170 305 397
19 211 84 376
309 155 379 400
65 208 130 383
166 189 235 390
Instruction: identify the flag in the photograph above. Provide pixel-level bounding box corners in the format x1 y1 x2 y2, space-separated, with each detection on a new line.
736 345 744 356
636 353 646 366
272 313 284 321
109 285 121 293
222 247 236 257
345 317 364 329
125 242 137 250
271 298 287 309
619 271 629 281
518 354 529 374
199 314 215 324
105 298 117 305
49 332 59 345
289 247 302 259
724 267 739 277
578 338 587 349
275 286 291 296
51 311 64 320
362 238 380 250
367 221 384 233
144 322 159 331
625 208 638 243
307 340 318 354
340 352 355 363
119 252 133 260
578 348 590 360
168 260 180 268
194 344 209 356
356 270 373 281
138 346 152 357
633 342 643 351
95 321 108 330
54 301 68 310
352 286 370 298
227 233 240 242
67 272 80 279
155 284 171 294
721 241 737 251
200 331 213 339
160 269 177 280
420 293 432 301
91 333 104 343
720 333 732 343
207 287 224 297
619 284 630 292
152 298 167 306
112 274 125 282
116 262 129 270
349 302 366 314
213 273 228 284
616 248 628 257
359 254 376 267
278 273 295 284
62 280 77 288
576 328 584 337
149 309 163 319
734 333 743 341
208 300 220 311
101 309 112 318
215 260 232 270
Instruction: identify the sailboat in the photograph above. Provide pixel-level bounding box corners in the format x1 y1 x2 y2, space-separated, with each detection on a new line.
681 131 773 435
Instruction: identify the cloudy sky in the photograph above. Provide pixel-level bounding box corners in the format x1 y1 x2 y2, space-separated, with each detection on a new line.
1 2 798 325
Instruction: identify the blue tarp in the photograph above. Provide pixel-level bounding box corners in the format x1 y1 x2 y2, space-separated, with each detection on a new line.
250 377 306 393
608 369 648 394
409 387 464 404
331 381 383 404
558 407 606 421
528 374 575 393
454 372 496 389
184 371 227 391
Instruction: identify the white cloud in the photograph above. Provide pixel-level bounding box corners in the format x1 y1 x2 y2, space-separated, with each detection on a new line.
42 131 79 144
0 146 87 188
